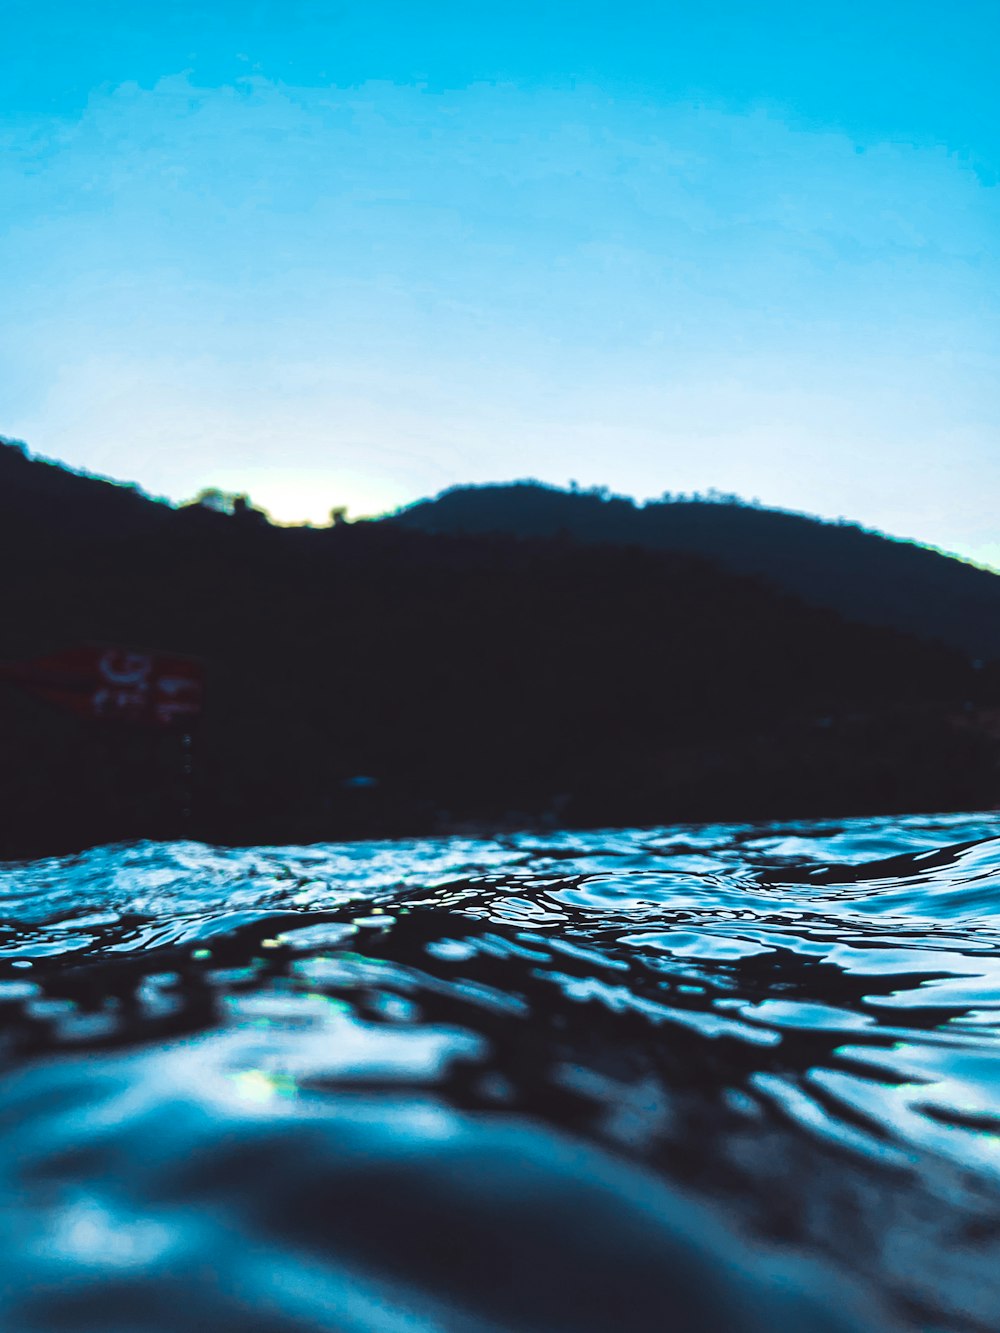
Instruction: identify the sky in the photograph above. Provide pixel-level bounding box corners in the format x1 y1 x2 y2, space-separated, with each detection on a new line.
2 1 998 564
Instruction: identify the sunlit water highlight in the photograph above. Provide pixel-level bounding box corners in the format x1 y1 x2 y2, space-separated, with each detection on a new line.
2 812 1000 1331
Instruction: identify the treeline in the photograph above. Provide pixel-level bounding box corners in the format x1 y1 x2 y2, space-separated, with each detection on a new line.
0 441 998 856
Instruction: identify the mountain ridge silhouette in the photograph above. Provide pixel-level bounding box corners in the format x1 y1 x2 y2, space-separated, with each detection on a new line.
391 481 1000 662
1 438 997 855
6 435 999 664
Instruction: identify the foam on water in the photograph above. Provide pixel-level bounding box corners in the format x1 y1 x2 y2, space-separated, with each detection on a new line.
2 812 999 1331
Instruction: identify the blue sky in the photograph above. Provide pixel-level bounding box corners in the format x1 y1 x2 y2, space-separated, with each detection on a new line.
2 1 998 564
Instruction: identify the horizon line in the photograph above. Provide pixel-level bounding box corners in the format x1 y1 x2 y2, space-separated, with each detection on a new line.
4 432 999 578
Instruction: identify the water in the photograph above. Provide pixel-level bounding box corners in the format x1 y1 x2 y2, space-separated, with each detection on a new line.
2 812 1000 1332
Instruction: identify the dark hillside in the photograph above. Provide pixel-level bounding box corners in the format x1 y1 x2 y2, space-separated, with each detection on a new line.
391 483 1000 661
0 439 172 557
0 447 998 855
0 449 997 855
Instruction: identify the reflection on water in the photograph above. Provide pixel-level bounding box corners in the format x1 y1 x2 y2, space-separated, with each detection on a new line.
2 811 1000 1331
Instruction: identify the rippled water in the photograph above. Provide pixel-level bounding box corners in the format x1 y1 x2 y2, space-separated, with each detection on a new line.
3 812 1000 1332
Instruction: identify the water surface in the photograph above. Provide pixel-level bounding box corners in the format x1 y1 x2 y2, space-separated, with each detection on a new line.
3 812 1000 1331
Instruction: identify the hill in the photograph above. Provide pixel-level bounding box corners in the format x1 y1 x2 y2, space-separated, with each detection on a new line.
0 437 172 556
0 444 997 856
390 483 1000 661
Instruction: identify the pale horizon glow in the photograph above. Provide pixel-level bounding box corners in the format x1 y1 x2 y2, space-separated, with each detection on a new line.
2 3 998 566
